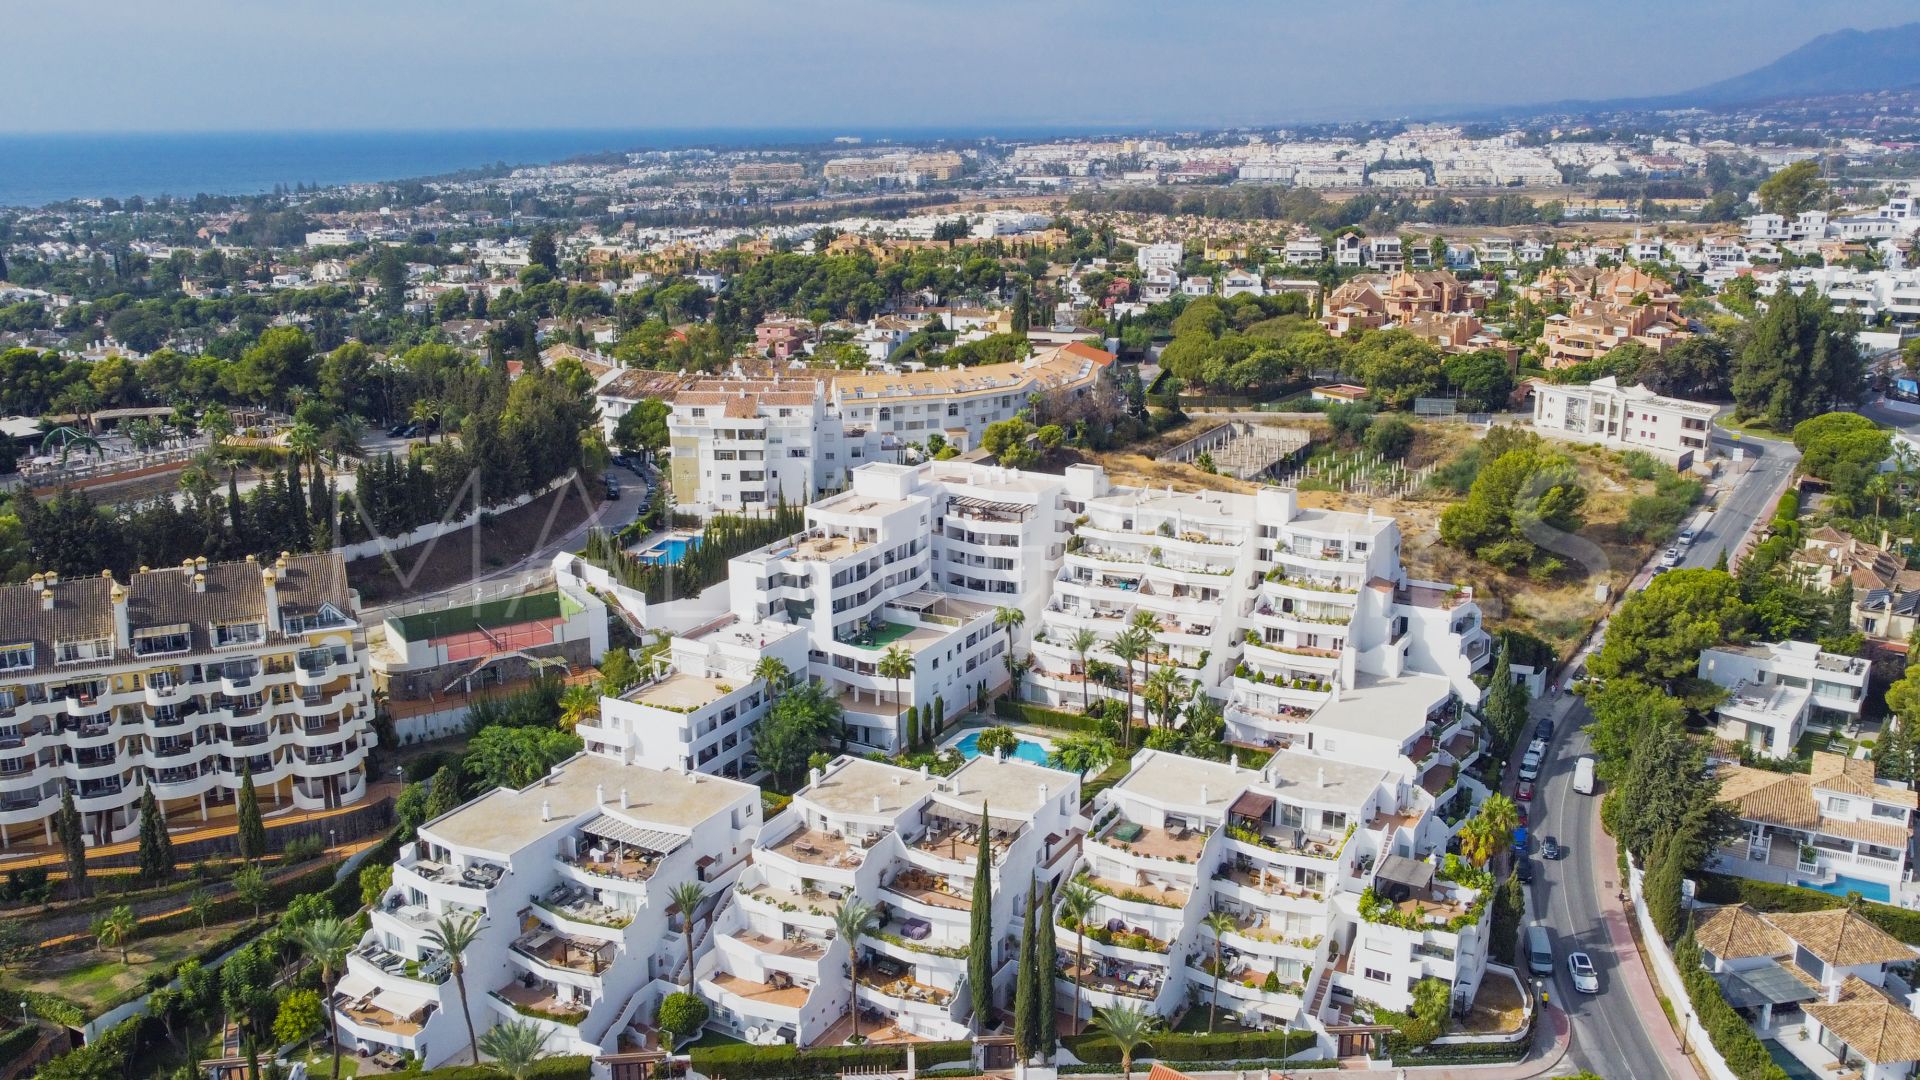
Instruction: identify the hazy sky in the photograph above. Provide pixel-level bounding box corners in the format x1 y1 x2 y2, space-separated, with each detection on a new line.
9 1 1916 133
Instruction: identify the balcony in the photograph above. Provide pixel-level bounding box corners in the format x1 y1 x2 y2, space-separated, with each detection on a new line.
352 941 452 985
1092 817 1209 866
533 883 632 931
512 927 616 977
881 867 973 916
490 981 589 1028
1056 954 1163 1001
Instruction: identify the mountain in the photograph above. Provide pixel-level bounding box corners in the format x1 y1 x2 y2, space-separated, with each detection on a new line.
1675 21 1920 105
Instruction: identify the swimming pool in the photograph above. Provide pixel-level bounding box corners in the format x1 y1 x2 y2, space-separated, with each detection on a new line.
1762 1039 1822 1080
639 535 702 565
954 731 1053 767
1796 874 1891 904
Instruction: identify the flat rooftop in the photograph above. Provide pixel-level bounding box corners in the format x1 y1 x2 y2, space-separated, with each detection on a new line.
1308 672 1453 745
810 491 914 519
1262 751 1388 811
425 753 752 856
1111 749 1256 818
1719 679 1809 722
801 757 941 820
933 755 1075 821
1288 507 1396 538
923 461 1061 494
626 672 733 713
1094 487 1253 524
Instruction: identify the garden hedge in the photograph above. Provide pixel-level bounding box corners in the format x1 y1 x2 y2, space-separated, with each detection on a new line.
690 1039 972 1079
415 1056 592 1080
1062 1028 1314 1064
1673 933 1790 1080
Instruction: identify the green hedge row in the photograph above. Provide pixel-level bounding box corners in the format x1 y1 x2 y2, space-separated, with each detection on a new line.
1674 934 1790 1080
1695 873 1920 944
1062 1028 1315 1064
414 1055 592 1080
689 1039 972 1079
993 699 1111 735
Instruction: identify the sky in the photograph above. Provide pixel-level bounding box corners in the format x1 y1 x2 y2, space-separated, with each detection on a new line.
9 1 1918 134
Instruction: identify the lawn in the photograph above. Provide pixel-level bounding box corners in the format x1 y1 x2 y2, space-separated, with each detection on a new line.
684 1029 747 1049
846 621 917 651
4 922 247 1015
301 1047 362 1078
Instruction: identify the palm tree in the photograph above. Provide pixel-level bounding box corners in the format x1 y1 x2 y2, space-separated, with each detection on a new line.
293 916 356 1080
1110 628 1150 750
409 398 440 444
94 905 137 965
1460 814 1501 868
1047 733 1116 777
1476 793 1521 861
285 420 322 468
1057 883 1099 1034
1092 1003 1160 1080
669 881 707 987
1201 911 1238 1032
877 645 915 750
423 912 484 1065
478 1018 549 1080
557 683 599 733
753 656 790 691
834 900 879 1044
1069 628 1100 713
994 606 1026 691
1143 666 1187 731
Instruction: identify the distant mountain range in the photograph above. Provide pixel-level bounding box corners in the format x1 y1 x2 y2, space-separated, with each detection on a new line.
1453 21 1920 119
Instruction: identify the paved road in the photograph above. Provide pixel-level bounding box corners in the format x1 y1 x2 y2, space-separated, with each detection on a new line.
1676 426 1800 571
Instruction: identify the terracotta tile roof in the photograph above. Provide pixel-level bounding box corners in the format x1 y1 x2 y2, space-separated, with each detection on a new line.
1802 975 1920 1064
1766 908 1915 968
1693 904 1790 960
1716 761 1913 846
1811 751 1917 807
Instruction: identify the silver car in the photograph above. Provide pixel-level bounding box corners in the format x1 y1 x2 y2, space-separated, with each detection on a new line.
1569 951 1599 993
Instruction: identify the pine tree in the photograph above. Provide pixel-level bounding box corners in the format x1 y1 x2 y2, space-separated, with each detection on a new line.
1644 831 1686 944
969 805 994 1029
55 786 89 898
236 766 267 861
1012 881 1037 1062
137 788 174 881
1034 877 1057 1056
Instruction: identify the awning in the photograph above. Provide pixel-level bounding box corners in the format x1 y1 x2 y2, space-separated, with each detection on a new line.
1376 854 1436 893
372 988 430 1021
1229 790 1277 821
580 813 686 855
334 971 377 1003
1716 961 1819 1009
947 495 1032 520
924 797 1026 833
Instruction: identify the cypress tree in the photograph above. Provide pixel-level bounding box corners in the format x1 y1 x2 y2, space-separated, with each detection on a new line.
1012 880 1037 1062
137 788 174 880
968 804 994 1029
236 766 267 861
55 786 89 897
227 468 247 552
1034 877 1057 1056
1645 830 1686 944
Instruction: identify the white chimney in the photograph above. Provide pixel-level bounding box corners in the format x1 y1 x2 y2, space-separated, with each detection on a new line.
261 569 281 634
192 573 205 594
1038 783 1049 805
1200 783 1209 806
595 784 605 806
920 765 930 779
620 787 630 809
541 800 552 822
809 766 823 787
1317 767 1326 788
181 558 195 577
872 795 882 813
42 571 59 588
40 589 53 612
110 584 129 649
1828 976 1842 1005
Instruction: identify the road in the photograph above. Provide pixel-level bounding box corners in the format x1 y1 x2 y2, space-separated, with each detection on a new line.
1676 426 1800 571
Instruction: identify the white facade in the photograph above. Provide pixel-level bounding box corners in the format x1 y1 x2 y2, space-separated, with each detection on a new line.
336 753 763 1068
1699 641 1872 760
1529 376 1717 467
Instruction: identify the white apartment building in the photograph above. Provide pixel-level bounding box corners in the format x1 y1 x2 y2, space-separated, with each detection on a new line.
336 752 763 1068
1061 745 1491 1047
702 753 1080 1044
1528 376 1717 468
1136 243 1183 274
0 553 374 850
1699 641 1872 761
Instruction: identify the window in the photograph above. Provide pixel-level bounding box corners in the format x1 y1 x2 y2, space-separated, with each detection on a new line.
1321 811 1347 832
0 645 32 671
1825 796 1851 814
1872 802 1908 821
1364 967 1391 984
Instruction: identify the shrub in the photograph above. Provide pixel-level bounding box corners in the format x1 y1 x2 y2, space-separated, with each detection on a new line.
1061 1029 1314 1065
413 1056 592 1080
1674 933 1791 1080
1694 873 1920 944
690 1041 971 1079
656 992 708 1042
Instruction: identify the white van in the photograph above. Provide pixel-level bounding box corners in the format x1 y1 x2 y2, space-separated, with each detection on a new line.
1519 750 1543 783
1574 756 1596 795
1527 925 1554 976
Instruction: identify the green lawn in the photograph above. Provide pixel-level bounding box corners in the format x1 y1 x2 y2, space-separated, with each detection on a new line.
846 621 917 651
7 922 250 1015
390 590 574 640
302 1049 361 1079
685 1029 747 1049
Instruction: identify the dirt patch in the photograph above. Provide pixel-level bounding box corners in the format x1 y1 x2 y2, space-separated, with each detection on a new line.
347 484 602 605
1455 967 1529 1036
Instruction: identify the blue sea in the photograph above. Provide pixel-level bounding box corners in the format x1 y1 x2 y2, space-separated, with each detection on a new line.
0 125 1113 209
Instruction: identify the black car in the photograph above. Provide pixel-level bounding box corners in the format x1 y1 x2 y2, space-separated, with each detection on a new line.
1536 718 1554 741
1542 836 1565 860
387 423 411 438
1515 858 1535 884
604 479 621 500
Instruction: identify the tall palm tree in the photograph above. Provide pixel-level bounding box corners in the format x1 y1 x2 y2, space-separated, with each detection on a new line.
1201 911 1238 1032
669 880 707 987
1143 666 1187 731
1069 628 1100 713
1092 1003 1160 1080
877 645 915 749
423 912 484 1065
478 1018 549 1080
1460 815 1500 868
1476 793 1521 858
557 684 599 733
94 905 137 965
753 656 790 691
1057 882 1099 1034
410 398 441 444
834 900 879 1044
994 606 1026 689
294 916 356 1080
285 420 322 468
1110 628 1150 750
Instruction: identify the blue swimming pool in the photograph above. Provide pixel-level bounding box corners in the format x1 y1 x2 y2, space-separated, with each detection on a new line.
1762 1039 1822 1080
954 731 1052 766
640 535 702 565
1797 874 1892 904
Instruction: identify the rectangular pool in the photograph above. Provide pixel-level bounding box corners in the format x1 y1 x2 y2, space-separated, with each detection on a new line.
639 535 702 566
1762 1039 1822 1080
1796 874 1891 904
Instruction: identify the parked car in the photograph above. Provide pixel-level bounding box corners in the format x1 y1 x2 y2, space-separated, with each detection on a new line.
1517 780 1534 801
1542 836 1565 860
1659 547 1682 569
1536 718 1554 742
1568 951 1599 993
1515 804 1529 827
1515 858 1535 884
604 479 621 499
1512 827 1528 857
386 423 411 438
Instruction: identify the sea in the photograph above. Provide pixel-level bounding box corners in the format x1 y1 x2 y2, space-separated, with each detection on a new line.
0 125 1107 209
